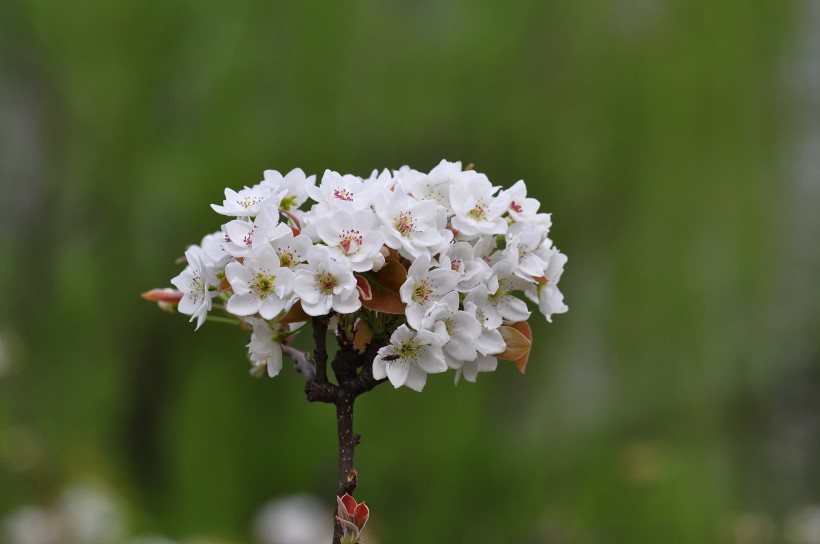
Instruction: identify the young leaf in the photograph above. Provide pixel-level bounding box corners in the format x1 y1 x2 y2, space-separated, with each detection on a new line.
353 321 373 353
355 275 373 301
509 321 532 374
360 258 407 314
495 324 532 373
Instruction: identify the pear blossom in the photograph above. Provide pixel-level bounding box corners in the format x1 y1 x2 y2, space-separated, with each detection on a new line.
211 184 283 217
420 291 482 369
225 245 295 319
306 170 374 213
245 317 283 377
439 241 491 292
311 209 386 272
293 246 361 316
481 261 532 324
449 174 510 240
261 168 316 210
526 248 569 322
170 246 219 329
153 160 567 389
503 221 554 282
374 188 450 260
269 230 313 270
222 209 291 257
500 179 541 222
399 254 460 329
373 325 447 391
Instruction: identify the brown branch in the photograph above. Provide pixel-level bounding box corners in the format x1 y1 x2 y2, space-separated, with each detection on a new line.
312 316 330 383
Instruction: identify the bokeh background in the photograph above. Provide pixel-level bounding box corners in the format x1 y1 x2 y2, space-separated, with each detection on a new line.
1 0 819 542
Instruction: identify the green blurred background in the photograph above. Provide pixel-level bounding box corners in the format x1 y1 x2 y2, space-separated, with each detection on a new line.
1 0 819 542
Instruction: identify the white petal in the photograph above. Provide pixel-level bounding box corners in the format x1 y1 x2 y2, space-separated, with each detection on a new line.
402 365 428 392
266 344 283 377
386 360 410 388
226 292 262 316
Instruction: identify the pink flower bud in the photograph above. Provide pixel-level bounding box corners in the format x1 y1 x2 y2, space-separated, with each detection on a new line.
141 288 184 303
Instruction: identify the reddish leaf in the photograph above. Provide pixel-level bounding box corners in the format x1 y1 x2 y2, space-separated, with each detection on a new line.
360 258 407 314
278 301 311 323
354 501 370 529
373 258 406 291
509 321 532 374
340 493 357 516
495 324 532 373
353 321 373 353
355 275 373 301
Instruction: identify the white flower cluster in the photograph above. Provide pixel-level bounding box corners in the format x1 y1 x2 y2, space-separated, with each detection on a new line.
169 160 567 391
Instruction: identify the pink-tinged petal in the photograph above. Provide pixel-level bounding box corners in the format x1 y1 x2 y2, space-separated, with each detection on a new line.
340 494 357 516
141 289 183 303
353 502 369 529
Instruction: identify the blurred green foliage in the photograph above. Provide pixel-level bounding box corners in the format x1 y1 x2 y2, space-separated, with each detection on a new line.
1 0 818 542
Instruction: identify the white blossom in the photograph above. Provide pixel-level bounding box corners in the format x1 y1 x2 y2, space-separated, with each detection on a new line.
399 254 460 329
420 291 482 369
311 209 386 272
525 249 568 322
222 209 291 258
449 174 510 240
374 188 450 260
211 184 283 217
373 325 447 391
306 170 374 213
170 246 218 330
245 317 283 377
261 168 316 210
293 246 361 316
225 245 295 319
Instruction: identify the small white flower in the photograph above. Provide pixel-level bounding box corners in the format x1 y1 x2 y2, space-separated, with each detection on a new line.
293 246 361 316
525 249 568 322
261 168 316 210
211 184 283 217
200 230 232 269
449 174 510 240
420 291 482 369
306 170 374 212
312 209 386 272
270 230 313 270
373 325 447 391
170 246 219 329
245 317 283 377
499 179 541 222
222 209 291 257
399 254 460 329
439 241 492 292
480 261 532 324
374 188 450 260
503 221 553 282
225 245 295 319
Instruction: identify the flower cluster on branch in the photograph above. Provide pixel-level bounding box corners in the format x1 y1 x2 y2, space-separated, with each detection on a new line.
145 160 568 391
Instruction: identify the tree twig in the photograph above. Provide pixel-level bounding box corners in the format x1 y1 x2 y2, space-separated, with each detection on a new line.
281 345 315 381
